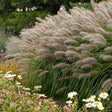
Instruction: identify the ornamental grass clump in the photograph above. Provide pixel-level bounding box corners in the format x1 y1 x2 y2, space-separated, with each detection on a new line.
6 0 112 101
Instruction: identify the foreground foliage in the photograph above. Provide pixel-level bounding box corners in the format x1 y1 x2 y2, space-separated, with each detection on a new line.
66 91 112 112
0 71 61 112
0 62 19 74
0 69 111 112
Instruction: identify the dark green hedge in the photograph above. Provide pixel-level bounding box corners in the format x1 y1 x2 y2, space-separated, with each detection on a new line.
0 0 102 36
0 0 103 14
0 11 50 35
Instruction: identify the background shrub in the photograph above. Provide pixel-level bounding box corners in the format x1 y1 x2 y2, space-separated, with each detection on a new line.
69 2 93 10
0 0 102 35
0 11 50 35
0 0 102 12
0 29 10 53
0 37 7 53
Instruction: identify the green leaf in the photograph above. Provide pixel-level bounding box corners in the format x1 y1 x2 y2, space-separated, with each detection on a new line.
43 0 47 4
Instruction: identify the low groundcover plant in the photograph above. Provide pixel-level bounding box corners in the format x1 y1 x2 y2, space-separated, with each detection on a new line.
0 71 61 112
0 70 111 112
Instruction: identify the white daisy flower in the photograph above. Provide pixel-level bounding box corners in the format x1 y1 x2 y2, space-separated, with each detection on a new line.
17 85 23 88
99 92 109 99
39 94 47 98
87 98 95 102
5 73 8 76
85 103 92 108
92 101 102 107
22 87 30 91
6 71 12 74
11 74 16 77
4 74 16 78
82 99 89 102
83 97 95 102
66 100 72 104
97 105 104 110
90 95 96 99
17 75 23 80
67 91 77 99
16 8 21 12
16 82 21 85
4 75 12 78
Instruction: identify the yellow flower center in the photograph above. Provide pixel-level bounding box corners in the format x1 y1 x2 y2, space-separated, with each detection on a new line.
88 104 91 106
95 103 99 105
102 94 105 97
